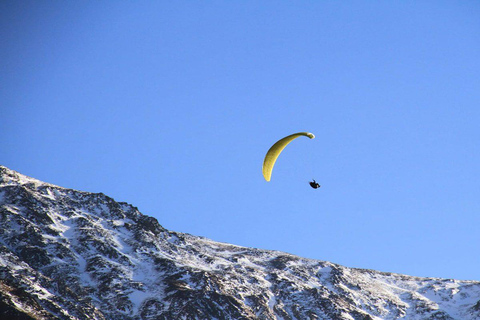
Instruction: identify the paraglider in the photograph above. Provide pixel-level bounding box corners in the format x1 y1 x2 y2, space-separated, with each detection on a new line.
309 179 320 189
262 132 316 182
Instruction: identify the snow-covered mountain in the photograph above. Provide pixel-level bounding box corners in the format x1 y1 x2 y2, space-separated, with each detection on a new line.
0 165 479 320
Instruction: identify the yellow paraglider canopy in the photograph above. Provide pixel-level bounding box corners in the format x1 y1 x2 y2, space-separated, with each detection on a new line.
262 132 315 181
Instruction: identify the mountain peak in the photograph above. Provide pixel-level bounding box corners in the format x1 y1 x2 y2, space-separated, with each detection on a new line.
0 165 58 189
1 165 479 320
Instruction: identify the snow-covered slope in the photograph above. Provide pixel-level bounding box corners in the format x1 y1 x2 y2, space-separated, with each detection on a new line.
0 165 479 320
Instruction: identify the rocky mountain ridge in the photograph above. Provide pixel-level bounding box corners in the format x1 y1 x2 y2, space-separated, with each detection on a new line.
0 165 479 319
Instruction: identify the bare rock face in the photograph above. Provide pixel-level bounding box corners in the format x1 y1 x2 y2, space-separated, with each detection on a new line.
1 165 479 320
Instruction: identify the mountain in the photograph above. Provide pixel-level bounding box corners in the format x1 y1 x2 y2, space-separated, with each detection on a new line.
0 165 479 320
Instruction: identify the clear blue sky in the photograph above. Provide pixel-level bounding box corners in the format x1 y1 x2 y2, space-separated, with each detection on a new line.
2 1 480 281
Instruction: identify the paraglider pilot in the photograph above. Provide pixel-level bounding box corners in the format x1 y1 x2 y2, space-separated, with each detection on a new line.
309 179 320 189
